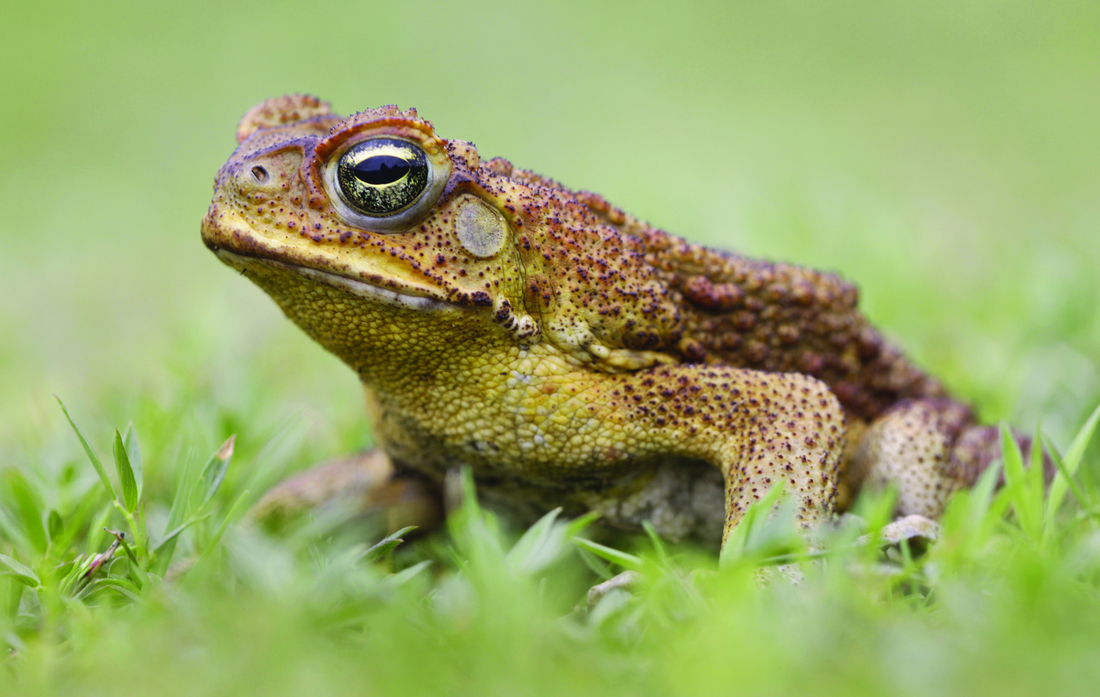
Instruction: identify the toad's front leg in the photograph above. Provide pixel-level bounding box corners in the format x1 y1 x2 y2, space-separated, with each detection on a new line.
588 365 846 551
707 370 845 547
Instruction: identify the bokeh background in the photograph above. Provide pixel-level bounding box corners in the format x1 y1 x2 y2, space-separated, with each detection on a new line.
2 0 1098 467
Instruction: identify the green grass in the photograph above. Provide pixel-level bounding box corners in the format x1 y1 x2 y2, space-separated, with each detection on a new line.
3 0 1100 693
1 401 1099 695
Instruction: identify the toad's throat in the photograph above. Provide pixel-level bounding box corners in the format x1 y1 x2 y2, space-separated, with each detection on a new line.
215 249 453 312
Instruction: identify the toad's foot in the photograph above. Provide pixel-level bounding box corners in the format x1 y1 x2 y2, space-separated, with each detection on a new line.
248 449 442 532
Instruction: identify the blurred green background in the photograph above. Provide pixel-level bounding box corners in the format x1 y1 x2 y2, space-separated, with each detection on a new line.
2 3 1100 695
2 0 1098 457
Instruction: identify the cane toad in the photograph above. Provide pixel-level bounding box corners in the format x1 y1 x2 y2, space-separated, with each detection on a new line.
201 95 1009 551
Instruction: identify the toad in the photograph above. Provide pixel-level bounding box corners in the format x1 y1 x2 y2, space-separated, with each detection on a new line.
202 95 1019 551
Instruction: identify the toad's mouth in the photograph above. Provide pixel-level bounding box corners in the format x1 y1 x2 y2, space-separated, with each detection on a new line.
213 249 455 312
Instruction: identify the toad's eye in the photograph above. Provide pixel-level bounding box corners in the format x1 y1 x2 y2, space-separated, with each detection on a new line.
335 138 429 216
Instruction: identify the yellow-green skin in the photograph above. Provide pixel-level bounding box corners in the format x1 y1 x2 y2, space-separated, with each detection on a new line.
202 95 1001 550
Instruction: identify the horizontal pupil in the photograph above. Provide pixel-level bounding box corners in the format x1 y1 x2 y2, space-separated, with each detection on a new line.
352 155 411 186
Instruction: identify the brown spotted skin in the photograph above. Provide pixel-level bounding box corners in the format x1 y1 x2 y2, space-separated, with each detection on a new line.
202 95 1001 550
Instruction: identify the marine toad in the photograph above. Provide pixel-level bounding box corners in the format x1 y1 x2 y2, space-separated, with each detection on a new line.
202 95 1015 551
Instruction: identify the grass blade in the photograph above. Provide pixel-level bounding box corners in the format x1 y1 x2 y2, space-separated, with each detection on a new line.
3 470 47 555
387 560 432 586
1043 435 1088 510
719 480 788 567
642 521 670 567
57 554 90 597
86 506 112 560
970 457 1003 529
183 490 250 585
47 510 64 543
1027 423 1046 516
506 507 562 573
106 528 148 589
152 451 199 576
151 513 212 555
573 537 644 571
1001 423 1039 540
198 436 235 507
0 554 40 588
564 510 600 539
100 579 143 603
358 526 417 564
1045 402 1100 527
0 506 34 560
577 547 614 581
56 397 116 501
113 430 138 512
80 578 142 603
122 422 144 501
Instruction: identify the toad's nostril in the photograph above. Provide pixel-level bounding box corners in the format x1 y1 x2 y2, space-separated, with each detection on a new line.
251 166 269 183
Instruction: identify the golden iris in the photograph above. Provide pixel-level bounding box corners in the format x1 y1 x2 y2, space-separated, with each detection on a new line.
336 139 429 216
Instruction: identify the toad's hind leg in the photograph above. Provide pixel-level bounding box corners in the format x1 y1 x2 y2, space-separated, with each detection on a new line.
849 398 1032 519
